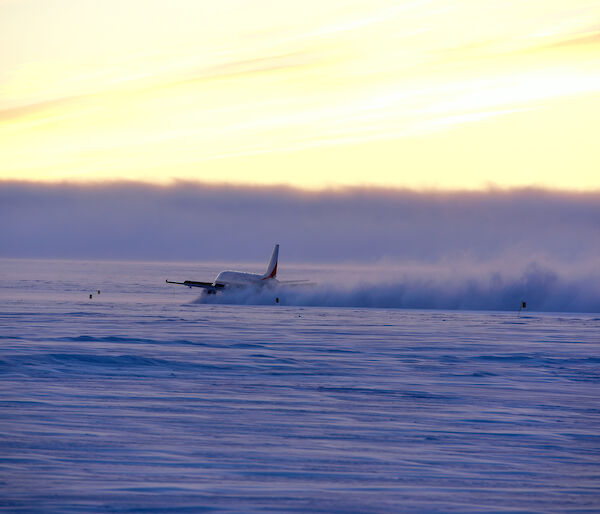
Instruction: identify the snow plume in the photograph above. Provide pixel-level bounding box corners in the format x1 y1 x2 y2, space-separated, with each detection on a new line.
194 261 600 313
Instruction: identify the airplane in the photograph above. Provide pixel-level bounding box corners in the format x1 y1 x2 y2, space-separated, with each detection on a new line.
166 244 309 295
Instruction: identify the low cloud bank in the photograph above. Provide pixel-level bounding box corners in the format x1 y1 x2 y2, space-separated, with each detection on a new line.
2 181 599 266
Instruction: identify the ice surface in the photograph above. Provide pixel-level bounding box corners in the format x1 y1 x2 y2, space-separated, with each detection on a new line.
0 259 599 512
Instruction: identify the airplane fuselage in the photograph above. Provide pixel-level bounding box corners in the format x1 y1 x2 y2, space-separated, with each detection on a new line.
213 271 277 288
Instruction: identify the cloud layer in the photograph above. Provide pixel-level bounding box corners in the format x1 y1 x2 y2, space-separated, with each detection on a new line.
2 181 598 261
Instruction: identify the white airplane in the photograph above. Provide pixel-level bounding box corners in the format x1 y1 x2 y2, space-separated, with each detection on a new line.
166 244 308 295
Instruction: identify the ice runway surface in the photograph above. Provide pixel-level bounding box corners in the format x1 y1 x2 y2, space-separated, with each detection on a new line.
0 260 599 512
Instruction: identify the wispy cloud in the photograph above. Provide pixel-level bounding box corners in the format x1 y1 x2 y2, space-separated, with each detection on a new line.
1 1 600 189
544 29 600 50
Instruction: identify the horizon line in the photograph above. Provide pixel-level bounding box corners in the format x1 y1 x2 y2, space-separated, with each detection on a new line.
3 178 600 197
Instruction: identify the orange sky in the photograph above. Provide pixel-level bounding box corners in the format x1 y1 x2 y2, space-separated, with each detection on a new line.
1 0 599 190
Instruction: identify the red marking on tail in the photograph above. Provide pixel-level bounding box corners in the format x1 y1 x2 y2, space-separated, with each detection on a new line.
263 263 277 280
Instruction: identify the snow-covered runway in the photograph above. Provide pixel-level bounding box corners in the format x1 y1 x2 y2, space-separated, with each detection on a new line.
1 259 598 512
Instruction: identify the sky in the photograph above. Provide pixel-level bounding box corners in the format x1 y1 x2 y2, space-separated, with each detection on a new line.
1 0 600 190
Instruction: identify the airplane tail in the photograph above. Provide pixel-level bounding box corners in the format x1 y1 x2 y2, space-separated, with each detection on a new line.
263 244 279 279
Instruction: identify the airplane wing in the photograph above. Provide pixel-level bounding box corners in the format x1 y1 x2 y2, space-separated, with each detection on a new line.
278 280 316 287
165 280 224 291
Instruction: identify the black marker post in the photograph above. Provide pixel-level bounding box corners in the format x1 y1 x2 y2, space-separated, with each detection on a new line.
518 300 526 317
